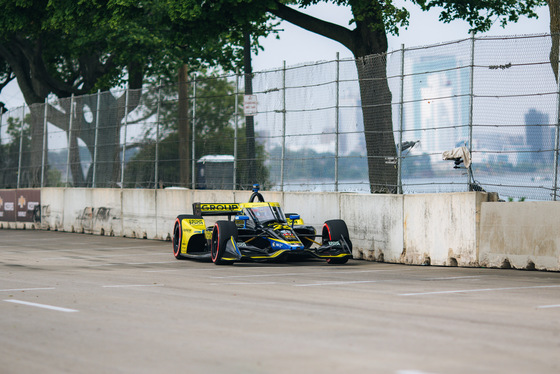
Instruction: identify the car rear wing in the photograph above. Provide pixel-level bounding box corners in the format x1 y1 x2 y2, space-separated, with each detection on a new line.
192 202 243 217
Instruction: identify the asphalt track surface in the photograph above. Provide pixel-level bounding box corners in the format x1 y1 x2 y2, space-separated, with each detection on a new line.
1 229 559 374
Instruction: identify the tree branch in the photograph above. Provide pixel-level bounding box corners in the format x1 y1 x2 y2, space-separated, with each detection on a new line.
268 1 357 54
0 42 43 104
0 69 15 92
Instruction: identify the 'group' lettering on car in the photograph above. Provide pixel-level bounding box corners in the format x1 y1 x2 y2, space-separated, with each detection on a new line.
200 203 240 211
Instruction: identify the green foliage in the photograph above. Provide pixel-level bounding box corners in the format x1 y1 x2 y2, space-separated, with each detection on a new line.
420 0 547 33
161 0 545 47
0 0 276 103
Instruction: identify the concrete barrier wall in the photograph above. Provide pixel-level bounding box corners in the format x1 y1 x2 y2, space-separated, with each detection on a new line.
340 193 403 263
402 193 484 267
3 188 559 271
479 201 560 270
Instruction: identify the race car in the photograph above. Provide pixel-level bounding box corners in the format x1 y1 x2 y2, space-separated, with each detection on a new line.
172 185 353 265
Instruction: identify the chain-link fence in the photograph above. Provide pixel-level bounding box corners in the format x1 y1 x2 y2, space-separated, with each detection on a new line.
1 33 559 200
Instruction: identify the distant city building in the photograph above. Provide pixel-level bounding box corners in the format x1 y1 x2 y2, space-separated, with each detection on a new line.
524 108 552 163
406 55 470 161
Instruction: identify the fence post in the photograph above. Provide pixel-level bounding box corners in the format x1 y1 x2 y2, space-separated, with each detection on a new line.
17 106 25 189
553 49 560 201
65 94 74 187
41 98 48 188
397 44 405 194
234 69 239 189
155 82 161 189
280 61 286 192
191 74 197 189
335 53 340 192
468 31 475 191
120 89 129 188
92 90 101 188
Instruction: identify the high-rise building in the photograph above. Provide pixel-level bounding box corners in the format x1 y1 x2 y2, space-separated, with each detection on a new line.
524 108 552 163
406 55 470 160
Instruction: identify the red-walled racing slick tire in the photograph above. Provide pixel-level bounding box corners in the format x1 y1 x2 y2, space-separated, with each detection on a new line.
211 220 238 265
322 219 352 264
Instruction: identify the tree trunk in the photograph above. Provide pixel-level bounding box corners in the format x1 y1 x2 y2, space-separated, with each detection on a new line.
355 55 397 193
28 105 45 187
244 31 256 188
549 0 560 82
178 64 191 188
68 98 85 187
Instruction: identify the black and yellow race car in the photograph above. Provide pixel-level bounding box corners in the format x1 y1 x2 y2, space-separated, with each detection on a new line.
172 185 353 265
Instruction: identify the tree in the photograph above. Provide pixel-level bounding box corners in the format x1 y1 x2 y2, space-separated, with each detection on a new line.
0 0 150 186
0 0 271 187
165 0 545 192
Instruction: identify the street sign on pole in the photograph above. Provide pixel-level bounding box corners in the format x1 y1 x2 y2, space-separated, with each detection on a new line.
244 95 257 116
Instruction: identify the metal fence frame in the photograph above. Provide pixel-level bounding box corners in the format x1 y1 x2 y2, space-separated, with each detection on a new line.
1 33 559 200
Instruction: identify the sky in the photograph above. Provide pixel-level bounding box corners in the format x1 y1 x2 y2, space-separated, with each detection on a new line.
252 1 550 70
0 2 551 109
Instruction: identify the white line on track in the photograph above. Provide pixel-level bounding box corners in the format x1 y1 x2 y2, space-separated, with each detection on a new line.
22 245 164 254
5 248 79 254
211 282 278 286
44 253 169 260
102 284 164 288
537 304 560 309
122 261 177 265
4 299 78 313
145 269 180 273
210 272 301 279
295 280 381 287
88 261 176 267
209 270 389 279
99 246 169 250
424 276 481 281
0 287 56 292
147 268 221 273
400 284 560 296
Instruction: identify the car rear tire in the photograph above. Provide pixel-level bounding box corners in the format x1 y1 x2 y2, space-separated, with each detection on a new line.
211 220 238 265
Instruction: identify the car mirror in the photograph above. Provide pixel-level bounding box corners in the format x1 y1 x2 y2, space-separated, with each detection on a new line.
289 214 300 227
235 215 249 229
